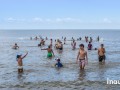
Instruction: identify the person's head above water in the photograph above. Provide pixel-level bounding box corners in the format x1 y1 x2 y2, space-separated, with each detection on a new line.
89 42 91 44
55 58 60 62
101 44 104 47
16 54 22 59
15 43 17 45
48 45 51 48
79 44 84 49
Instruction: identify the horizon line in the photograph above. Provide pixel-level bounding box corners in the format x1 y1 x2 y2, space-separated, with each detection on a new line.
0 29 120 30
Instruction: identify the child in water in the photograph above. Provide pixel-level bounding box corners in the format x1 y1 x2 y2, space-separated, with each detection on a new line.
16 52 28 73
55 58 63 68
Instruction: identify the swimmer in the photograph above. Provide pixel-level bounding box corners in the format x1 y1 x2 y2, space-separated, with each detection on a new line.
58 42 63 50
88 42 92 50
16 52 28 73
50 39 53 47
55 58 63 68
90 37 92 42
41 46 55 58
38 39 45 46
79 37 82 41
35 36 38 40
97 36 100 42
71 40 76 50
77 44 88 70
64 37 66 44
98 44 106 63
12 43 19 49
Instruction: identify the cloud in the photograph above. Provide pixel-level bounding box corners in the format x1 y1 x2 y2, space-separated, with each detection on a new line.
55 17 81 23
103 18 112 23
7 17 16 21
6 17 25 22
33 17 43 22
5 17 81 23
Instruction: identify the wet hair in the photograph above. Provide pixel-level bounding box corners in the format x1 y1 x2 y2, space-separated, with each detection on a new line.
79 44 84 48
89 42 91 43
48 45 51 48
16 55 21 59
101 44 104 47
55 58 60 62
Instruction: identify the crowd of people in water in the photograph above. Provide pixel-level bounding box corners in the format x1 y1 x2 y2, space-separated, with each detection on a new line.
12 36 105 73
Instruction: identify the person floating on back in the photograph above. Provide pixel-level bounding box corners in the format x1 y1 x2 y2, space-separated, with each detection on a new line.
88 42 92 50
98 44 106 63
12 43 19 50
77 44 88 70
16 52 28 73
55 58 63 68
41 46 55 58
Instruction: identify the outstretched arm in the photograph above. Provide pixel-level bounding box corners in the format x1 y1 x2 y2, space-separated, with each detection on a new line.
41 48 47 50
22 52 28 59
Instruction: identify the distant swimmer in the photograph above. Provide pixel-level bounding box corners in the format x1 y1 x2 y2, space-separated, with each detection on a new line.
85 36 88 42
97 36 100 42
77 44 88 70
98 44 106 63
88 42 92 50
64 37 66 44
90 37 93 42
12 43 19 49
79 37 82 41
55 58 63 68
50 39 53 47
16 52 28 73
71 40 76 50
41 46 55 58
38 39 45 46
35 36 38 40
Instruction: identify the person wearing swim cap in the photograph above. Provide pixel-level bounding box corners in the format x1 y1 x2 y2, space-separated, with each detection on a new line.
16 52 28 73
55 58 63 68
41 46 55 58
77 44 88 70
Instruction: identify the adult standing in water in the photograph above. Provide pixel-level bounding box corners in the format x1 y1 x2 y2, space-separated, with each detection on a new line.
41 46 55 58
77 44 88 70
98 44 106 63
